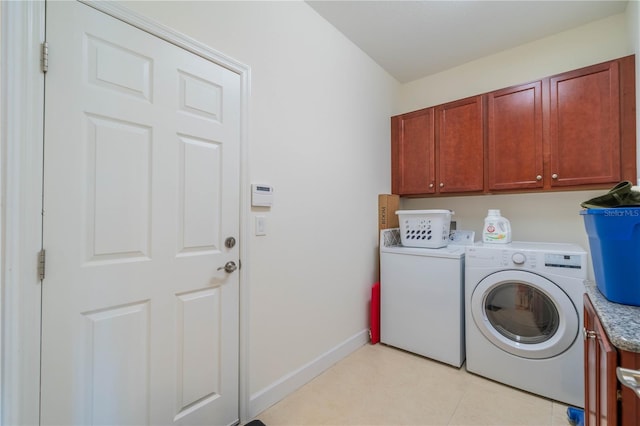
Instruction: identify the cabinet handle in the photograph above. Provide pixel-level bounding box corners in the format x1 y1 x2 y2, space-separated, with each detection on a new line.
582 327 596 340
552 173 559 179
536 175 542 181
439 183 444 188
429 183 434 188
617 367 640 399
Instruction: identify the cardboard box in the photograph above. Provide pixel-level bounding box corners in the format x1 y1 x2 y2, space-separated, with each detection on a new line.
378 194 399 231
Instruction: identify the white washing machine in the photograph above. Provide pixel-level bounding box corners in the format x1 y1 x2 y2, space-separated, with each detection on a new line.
465 242 587 407
380 229 465 367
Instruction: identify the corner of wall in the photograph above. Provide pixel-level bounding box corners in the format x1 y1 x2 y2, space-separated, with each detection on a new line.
248 330 369 419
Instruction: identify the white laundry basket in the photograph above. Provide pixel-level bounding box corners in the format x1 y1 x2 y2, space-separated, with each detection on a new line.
396 210 453 248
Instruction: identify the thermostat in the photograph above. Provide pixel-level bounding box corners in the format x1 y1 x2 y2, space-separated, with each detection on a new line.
251 184 273 207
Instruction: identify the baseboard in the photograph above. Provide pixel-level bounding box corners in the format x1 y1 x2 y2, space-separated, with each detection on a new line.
248 329 369 419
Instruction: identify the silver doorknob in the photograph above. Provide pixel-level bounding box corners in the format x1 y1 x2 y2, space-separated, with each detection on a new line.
217 261 237 273
225 237 236 249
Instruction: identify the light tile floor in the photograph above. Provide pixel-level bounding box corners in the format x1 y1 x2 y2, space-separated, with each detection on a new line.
250 343 576 426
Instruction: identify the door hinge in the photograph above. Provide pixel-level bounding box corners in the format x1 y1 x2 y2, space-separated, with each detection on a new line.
41 42 49 73
38 249 46 280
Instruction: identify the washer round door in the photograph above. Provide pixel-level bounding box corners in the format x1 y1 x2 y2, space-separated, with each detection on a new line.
470 270 579 359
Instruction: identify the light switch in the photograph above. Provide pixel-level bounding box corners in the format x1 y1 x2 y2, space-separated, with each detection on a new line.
255 216 266 236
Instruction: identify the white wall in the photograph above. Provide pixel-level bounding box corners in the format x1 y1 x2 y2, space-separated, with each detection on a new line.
118 0 398 415
397 11 636 279
395 13 630 114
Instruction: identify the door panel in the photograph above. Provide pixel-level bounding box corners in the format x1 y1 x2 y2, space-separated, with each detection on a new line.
41 3 240 425
584 295 619 426
435 96 484 193
84 302 151 425
391 108 435 195
487 81 543 190
549 61 620 187
87 114 152 262
178 136 222 254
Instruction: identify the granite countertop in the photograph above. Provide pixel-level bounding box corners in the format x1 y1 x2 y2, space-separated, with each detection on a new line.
585 282 640 353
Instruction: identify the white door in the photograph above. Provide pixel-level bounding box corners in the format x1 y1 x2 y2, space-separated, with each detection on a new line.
40 2 241 425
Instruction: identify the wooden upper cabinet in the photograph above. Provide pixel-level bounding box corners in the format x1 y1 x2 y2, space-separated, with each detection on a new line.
391 108 435 195
487 81 543 191
435 96 484 193
390 97 484 196
549 61 621 187
390 55 635 197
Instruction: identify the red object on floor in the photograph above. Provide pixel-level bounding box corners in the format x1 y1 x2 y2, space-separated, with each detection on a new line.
370 282 380 344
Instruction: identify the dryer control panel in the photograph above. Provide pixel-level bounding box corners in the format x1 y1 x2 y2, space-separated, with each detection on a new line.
544 253 583 269
466 241 587 278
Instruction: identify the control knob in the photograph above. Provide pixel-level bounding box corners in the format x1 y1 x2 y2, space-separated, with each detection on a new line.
512 252 526 265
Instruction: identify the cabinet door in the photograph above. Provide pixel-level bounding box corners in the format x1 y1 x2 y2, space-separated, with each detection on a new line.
584 295 618 426
435 96 484 193
619 351 640 426
549 61 620 187
391 108 435 195
487 82 543 191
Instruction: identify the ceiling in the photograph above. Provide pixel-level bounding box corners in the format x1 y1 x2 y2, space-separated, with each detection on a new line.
306 1 629 83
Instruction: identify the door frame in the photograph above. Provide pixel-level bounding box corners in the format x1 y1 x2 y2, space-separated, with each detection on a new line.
0 1 252 424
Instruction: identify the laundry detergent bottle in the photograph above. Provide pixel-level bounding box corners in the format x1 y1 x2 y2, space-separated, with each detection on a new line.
482 209 512 244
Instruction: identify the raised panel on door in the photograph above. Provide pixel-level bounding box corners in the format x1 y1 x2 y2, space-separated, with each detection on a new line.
391 108 435 195
83 302 151 425
436 96 484 193
549 61 620 187
487 82 543 191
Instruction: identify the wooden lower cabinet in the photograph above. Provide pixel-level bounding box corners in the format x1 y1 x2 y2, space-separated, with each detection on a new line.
584 295 640 426
619 351 640 425
584 294 618 425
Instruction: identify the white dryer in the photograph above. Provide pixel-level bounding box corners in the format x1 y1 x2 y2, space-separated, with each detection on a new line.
380 229 465 367
465 242 587 407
